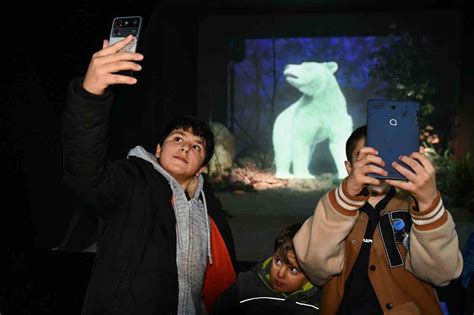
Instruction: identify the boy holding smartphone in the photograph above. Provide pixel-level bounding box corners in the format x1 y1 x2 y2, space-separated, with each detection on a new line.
62 35 236 314
293 125 463 314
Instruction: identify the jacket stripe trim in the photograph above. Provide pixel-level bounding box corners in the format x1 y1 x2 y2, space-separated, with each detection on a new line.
296 301 320 310
329 191 359 217
410 192 448 229
241 296 284 304
412 202 444 225
341 178 368 202
409 192 440 217
413 211 449 231
240 297 319 309
329 179 368 216
336 186 365 210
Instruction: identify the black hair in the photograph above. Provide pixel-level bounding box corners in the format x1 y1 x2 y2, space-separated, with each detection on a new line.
345 125 367 163
273 222 303 265
158 115 215 166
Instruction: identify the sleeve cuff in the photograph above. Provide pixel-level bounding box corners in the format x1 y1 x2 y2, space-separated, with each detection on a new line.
73 77 112 103
410 192 448 230
328 178 368 216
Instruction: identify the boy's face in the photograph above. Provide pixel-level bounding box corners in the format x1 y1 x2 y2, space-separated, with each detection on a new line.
155 128 206 186
269 250 308 294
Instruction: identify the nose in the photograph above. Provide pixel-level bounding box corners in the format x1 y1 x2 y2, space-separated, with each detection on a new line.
180 144 190 154
277 266 287 279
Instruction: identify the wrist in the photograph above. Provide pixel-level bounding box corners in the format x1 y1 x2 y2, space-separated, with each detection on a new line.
83 84 105 96
328 178 366 216
345 177 361 197
341 178 369 202
414 192 438 212
410 192 448 230
75 78 111 102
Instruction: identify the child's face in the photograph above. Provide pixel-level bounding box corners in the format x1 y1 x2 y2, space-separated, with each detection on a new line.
155 128 206 186
269 250 308 294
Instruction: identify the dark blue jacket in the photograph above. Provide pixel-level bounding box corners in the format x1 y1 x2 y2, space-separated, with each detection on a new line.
213 257 321 315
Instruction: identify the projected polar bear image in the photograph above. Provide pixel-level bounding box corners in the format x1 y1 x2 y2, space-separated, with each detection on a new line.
273 61 353 179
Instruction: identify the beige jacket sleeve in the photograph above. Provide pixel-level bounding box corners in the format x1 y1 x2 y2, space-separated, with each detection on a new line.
293 178 368 286
406 192 464 286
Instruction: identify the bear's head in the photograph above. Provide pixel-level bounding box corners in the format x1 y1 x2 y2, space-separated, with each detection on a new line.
283 61 339 96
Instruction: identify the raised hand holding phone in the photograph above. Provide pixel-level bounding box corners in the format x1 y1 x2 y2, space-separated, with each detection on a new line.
345 146 387 197
82 35 144 96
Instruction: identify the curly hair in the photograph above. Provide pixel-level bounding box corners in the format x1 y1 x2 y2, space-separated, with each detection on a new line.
273 222 303 265
158 115 215 166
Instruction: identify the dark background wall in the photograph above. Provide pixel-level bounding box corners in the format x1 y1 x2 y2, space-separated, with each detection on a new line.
5 0 473 251
1 0 472 252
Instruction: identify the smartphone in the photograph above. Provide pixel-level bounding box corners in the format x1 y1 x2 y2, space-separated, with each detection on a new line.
366 99 420 181
109 16 142 53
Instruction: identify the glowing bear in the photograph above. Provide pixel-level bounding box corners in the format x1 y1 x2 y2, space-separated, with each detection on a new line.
273 61 352 179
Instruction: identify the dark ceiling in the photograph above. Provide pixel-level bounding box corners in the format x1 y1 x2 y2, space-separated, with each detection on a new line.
158 0 471 12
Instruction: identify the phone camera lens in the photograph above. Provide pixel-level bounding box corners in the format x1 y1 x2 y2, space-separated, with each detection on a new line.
115 20 122 27
133 19 138 25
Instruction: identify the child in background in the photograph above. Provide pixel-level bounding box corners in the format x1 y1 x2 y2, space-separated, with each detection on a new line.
213 222 320 315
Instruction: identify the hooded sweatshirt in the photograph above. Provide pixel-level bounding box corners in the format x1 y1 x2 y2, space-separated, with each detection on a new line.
128 145 211 314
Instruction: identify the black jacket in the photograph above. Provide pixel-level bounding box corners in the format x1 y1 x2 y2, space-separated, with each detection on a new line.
213 257 321 315
62 79 236 315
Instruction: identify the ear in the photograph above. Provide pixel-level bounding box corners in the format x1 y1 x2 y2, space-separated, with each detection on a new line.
155 143 161 158
196 166 206 177
344 160 352 176
326 61 338 74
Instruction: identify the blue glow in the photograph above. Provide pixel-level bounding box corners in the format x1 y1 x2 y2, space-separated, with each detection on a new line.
232 36 398 177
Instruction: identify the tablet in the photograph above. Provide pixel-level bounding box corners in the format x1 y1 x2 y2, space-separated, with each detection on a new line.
366 99 420 180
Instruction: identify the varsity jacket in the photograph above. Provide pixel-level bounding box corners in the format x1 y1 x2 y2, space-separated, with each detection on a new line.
62 78 236 314
213 257 321 315
294 178 463 315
